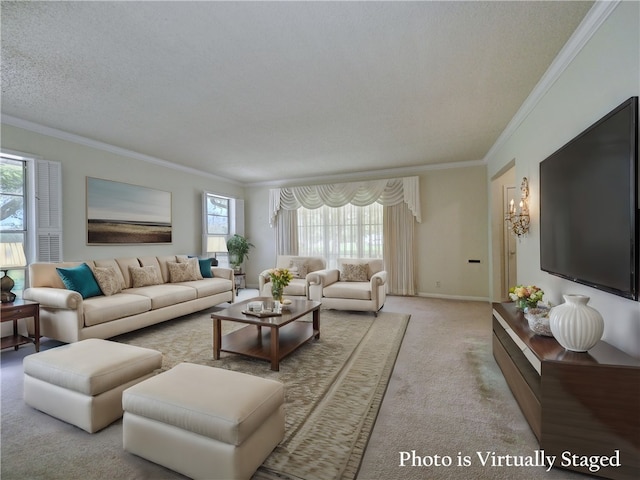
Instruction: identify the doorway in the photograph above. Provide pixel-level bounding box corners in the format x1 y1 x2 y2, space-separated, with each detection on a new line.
490 165 516 302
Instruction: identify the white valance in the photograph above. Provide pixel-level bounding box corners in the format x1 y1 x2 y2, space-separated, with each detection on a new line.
269 176 421 226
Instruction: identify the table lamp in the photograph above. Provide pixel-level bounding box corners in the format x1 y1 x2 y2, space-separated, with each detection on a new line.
0 242 27 303
206 236 228 267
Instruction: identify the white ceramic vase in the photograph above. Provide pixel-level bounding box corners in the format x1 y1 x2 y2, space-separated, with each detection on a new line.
549 294 604 352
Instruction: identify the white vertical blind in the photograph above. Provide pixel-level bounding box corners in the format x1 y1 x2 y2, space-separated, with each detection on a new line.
35 160 63 262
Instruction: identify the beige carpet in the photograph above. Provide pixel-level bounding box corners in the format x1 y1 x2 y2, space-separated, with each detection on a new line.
0 306 408 480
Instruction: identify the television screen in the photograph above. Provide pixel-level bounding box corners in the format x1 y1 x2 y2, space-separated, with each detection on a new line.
540 96 639 300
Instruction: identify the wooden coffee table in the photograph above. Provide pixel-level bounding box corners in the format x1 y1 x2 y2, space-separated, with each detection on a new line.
212 297 321 371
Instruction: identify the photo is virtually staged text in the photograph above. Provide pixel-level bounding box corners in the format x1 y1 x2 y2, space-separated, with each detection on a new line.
398 449 622 473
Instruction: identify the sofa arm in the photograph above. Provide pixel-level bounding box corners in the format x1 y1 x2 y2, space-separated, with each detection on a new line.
23 287 83 310
212 267 233 281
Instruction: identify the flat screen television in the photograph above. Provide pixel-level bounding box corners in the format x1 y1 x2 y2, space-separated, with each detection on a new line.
540 96 639 301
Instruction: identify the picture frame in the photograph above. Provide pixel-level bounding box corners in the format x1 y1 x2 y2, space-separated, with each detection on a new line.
86 177 172 244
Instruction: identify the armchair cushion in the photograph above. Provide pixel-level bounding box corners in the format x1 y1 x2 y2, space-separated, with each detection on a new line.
323 282 372 300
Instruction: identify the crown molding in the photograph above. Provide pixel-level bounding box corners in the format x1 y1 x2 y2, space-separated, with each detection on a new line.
3 113 485 189
483 0 620 163
1 114 244 186
245 158 486 188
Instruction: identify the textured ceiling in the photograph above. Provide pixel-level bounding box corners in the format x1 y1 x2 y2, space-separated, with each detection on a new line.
1 1 593 185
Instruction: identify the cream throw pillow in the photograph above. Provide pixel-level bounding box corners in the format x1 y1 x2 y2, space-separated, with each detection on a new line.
340 263 368 282
129 265 161 288
289 259 309 278
93 266 122 296
177 257 203 280
168 262 199 283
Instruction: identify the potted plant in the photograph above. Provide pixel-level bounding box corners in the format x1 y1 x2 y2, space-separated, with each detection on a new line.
226 234 254 272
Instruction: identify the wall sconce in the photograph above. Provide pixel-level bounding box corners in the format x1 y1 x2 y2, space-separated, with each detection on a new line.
505 177 530 238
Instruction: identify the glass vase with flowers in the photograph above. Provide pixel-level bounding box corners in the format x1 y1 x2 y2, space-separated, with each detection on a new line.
268 268 293 303
508 284 544 311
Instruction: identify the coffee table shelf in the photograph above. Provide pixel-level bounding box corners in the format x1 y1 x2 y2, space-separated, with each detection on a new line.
221 321 317 363
212 297 321 371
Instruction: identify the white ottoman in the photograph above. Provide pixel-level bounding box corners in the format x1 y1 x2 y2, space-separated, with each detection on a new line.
123 362 285 480
23 338 162 433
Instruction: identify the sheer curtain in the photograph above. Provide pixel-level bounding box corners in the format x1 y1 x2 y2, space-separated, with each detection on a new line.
270 177 420 294
298 203 383 269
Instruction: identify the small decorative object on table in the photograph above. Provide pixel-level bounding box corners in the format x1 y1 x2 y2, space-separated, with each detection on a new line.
549 294 604 352
524 306 553 337
268 268 293 303
508 284 544 311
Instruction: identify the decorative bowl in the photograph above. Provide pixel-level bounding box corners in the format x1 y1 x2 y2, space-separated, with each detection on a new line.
524 307 553 337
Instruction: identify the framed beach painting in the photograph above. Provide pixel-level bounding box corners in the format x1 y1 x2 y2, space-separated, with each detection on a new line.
86 177 172 244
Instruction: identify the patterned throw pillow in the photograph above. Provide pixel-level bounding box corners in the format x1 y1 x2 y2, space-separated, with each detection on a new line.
129 265 161 288
340 263 368 282
178 256 203 280
289 259 309 278
168 262 199 283
93 266 122 296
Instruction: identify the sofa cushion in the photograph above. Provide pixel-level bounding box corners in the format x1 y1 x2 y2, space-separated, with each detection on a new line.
177 278 233 298
126 284 196 310
340 263 369 282
322 282 372 300
130 266 162 288
167 262 199 283
155 256 178 283
83 293 152 327
93 266 122 296
56 263 102 299
177 256 203 280
116 258 143 288
93 259 127 290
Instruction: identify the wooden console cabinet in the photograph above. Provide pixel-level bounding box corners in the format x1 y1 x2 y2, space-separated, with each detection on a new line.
492 302 640 480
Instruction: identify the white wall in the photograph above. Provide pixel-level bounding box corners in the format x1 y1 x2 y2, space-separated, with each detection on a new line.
244 166 489 300
486 1 640 358
1 124 244 261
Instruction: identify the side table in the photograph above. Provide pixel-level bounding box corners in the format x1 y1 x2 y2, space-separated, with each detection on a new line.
1 299 40 352
234 272 246 295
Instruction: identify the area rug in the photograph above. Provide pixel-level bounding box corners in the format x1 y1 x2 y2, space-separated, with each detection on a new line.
113 308 410 480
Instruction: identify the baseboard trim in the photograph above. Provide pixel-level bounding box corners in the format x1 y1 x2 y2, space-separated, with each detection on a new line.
416 292 491 302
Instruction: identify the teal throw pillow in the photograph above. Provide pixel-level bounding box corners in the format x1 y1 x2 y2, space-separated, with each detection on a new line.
198 258 213 278
188 255 213 278
56 263 102 299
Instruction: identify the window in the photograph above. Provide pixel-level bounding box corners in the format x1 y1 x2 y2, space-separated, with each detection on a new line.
297 203 383 268
0 156 27 293
205 194 230 235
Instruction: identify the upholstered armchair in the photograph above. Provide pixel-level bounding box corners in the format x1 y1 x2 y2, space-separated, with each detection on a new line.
258 255 326 298
307 258 387 316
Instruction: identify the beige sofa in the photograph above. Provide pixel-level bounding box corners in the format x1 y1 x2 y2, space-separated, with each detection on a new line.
307 258 387 315
23 255 234 344
258 255 326 298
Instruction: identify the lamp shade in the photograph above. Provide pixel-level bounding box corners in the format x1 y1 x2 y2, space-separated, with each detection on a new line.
206 236 228 254
0 243 26 268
